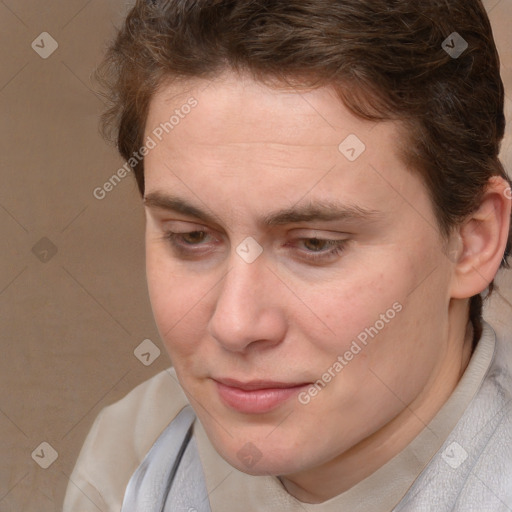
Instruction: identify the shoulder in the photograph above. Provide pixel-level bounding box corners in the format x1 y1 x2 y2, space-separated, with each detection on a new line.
97 367 189 459
63 367 189 512
464 326 512 505
453 325 512 499
396 324 512 511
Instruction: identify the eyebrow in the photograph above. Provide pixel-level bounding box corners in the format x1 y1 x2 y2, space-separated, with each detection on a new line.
143 192 380 227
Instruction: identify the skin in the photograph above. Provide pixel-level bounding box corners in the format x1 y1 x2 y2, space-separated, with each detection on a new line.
142 72 510 503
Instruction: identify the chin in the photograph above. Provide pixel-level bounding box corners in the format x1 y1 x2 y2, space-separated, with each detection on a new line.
212 435 311 477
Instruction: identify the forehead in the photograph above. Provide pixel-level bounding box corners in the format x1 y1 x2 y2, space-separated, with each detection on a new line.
145 72 404 159
142 72 434 232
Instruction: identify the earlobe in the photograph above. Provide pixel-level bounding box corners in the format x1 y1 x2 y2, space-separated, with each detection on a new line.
450 176 512 299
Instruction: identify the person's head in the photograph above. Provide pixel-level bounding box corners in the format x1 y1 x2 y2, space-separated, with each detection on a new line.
97 0 511 499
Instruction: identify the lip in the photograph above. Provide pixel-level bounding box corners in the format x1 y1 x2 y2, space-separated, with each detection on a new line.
213 378 310 414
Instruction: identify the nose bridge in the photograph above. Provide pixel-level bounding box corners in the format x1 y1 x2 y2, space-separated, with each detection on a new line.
207 247 284 351
219 261 249 301
216 250 266 323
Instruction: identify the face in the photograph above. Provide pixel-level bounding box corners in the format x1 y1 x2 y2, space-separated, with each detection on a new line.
143 72 458 480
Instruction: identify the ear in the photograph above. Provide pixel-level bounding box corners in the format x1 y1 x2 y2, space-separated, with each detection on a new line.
450 176 511 299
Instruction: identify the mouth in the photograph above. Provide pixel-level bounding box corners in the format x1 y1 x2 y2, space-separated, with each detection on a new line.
213 377 310 414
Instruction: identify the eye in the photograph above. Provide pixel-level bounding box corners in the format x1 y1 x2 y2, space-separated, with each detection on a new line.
163 230 218 257
293 237 348 263
161 229 348 264
302 238 333 252
173 231 209 245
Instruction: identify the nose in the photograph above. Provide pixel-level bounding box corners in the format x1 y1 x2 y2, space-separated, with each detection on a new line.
207 250 287 353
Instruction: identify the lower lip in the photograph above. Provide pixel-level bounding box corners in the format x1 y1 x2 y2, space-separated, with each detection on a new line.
215 381 308 414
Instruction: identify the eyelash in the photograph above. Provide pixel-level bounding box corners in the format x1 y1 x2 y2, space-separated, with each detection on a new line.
162 231 348 263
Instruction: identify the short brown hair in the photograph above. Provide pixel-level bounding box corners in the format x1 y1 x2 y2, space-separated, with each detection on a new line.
96 0 511 343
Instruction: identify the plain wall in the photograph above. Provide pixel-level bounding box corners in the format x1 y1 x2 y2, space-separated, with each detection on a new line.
0 0 510 509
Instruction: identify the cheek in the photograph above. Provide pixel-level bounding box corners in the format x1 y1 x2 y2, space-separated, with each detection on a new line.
342 266 451 408
145 247 212 360
284 275 403 399
302 250 441 377
304 272 402 348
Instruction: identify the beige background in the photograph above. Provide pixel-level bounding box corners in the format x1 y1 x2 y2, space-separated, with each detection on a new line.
0 0 510 510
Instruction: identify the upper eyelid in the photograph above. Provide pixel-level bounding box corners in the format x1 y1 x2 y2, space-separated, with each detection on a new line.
154 212 354 235
159 221 350 237
159 218 210 230
165 230 347 241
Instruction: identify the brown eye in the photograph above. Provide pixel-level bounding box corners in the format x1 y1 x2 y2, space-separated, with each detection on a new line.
292 238 348 264
303 238 330 252
163 230 219 259
181 231 208 244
